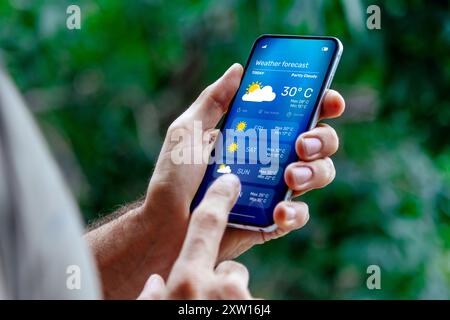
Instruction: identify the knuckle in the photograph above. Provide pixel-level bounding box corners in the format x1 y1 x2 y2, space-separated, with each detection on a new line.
200 210 222 228
167 118 183 133
167 121 178 133
202 85 226 112
167 120 189 138
197 209 224 229
185 235 209 257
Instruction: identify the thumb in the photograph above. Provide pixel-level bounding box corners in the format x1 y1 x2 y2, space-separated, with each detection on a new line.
186 63 243 130
137 274 166 300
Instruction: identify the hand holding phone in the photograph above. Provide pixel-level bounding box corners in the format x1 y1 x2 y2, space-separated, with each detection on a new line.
191 35 343 232
85 36 345 299
133 40 344 281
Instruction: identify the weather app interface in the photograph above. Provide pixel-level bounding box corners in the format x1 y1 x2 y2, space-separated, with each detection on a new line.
191 37 338 227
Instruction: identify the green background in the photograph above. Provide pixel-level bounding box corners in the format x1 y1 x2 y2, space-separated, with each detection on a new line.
1 0 449 299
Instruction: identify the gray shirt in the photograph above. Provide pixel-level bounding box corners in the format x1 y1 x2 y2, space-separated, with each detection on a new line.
0 65 100 299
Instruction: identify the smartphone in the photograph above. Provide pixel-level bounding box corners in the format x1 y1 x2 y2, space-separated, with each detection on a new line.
190 35 343 232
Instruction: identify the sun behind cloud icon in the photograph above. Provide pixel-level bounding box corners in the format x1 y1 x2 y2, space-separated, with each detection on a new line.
227 142 238 153
242 82 276 102
236 121 247 131
217 164 232 174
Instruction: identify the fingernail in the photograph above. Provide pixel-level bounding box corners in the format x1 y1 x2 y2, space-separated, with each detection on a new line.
303 138 322 156
293 167 312 186
285 206 297 222
146 274 163 291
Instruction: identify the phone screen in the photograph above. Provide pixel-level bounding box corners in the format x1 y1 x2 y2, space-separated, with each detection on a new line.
191 35 341 229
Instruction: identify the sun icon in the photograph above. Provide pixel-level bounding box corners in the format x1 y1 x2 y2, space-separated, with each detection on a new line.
227 142 238 153
236 121 247 132
246 81 262 94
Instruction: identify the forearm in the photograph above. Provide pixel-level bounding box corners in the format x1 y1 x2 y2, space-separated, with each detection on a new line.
84 200 168 299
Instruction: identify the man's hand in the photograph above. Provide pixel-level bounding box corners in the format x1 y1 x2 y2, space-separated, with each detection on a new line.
85 64 345 299
143 63 344 259
138 174 252 299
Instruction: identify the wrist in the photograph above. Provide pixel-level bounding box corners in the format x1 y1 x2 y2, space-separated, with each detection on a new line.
131 201 186 278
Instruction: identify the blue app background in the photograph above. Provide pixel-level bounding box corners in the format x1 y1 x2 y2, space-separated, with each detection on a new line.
191 36 338 228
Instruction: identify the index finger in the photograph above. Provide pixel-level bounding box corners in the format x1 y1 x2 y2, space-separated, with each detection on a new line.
177 174 241 269
319 89 345 120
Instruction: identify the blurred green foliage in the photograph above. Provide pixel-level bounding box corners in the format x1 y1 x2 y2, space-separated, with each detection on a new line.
0 0 449 299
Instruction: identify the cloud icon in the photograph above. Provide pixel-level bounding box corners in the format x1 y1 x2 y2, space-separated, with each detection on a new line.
242 85 276 102
217 164 231 174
